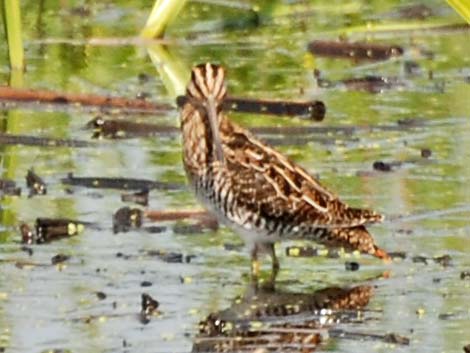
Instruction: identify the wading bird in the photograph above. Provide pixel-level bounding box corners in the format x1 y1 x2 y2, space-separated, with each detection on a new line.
179 63 390 278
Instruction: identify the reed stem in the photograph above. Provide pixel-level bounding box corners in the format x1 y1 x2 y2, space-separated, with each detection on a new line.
3 0 24 71
141 0 188 39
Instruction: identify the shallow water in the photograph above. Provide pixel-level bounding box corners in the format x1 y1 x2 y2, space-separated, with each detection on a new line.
0 1 469 352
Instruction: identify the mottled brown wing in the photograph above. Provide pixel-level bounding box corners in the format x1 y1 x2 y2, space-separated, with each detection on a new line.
220 118 383 229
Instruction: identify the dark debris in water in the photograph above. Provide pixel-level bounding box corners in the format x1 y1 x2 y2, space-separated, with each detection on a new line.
390 4 434 20
141 225 166 234
345 261 360 271
342 76 404 93
421 148 432 158
373 160 401 172
460 271 470 280
433 255 452 267
20 245 33 256
223 243 244 252
412 255 428 265
388 251 407 260
314 71 405 93
26 168 47 197
383 332 410 345
113 207 143 233
140 293 160 325
438 312 456 320
95 291 107 300
143 249 185 263
114 248 194 264
0 178 21 196
51 254 70 265
397 118 426 127
412 254 452 267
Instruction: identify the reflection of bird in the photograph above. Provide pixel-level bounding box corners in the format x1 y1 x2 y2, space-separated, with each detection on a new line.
180 63 390 276
193 284 374 352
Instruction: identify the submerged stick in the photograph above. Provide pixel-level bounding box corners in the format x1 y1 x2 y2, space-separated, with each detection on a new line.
0 133 91 148
62 173 183 191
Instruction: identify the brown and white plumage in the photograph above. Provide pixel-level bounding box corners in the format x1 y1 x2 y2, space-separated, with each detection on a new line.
180 63 390 274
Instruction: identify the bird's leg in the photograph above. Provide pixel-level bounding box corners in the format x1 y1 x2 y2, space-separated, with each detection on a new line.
268 243 280 282
250 244 260 279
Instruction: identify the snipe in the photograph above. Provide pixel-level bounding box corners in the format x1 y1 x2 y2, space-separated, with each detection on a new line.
179 63 390 277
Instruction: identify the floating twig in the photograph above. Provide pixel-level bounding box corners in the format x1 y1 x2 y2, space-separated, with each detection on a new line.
0 86 172 114
35 218 85 244
88 117 178 139
224 97 325 121
308 40 403 61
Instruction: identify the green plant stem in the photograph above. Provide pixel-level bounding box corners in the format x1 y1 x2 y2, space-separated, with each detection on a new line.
3 0 24 70
446 0 470 23
141 0 188 39
146 44 189 97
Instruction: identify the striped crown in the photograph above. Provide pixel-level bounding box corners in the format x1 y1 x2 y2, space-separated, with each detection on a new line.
186 63 227 103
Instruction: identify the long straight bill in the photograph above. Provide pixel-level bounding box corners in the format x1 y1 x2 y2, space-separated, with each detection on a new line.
206 96 225 163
